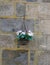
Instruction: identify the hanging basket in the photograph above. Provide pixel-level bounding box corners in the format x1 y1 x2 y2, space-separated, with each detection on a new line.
16 30 33 43
17 34 33 40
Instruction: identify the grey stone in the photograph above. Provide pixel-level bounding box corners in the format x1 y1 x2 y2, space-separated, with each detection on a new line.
30 51 34 65
2 50 28 65
42 0 50 2
38 51 50 65
16 3 26 17
0 19 34 32
0 34 15 48
27 0 37 2
0 19 22 32
0 3 14 16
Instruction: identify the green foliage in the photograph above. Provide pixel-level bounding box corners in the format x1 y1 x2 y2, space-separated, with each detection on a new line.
16 33 33 41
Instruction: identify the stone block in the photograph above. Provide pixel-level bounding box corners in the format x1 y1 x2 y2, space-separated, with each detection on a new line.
39 20 50 34
38 51 50 65
38 3 50 19
27 0 37 2
0 19 23 32
39 34 50 51
26 3 39 19
2 49 28 65
0 34 15 48
0 19 34 32
30 50 34 65
0 2 14 16
16 3 26 17
42 0 50 2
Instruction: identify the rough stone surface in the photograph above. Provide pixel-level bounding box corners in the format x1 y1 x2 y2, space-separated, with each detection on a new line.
39 20 50 34
16 3 26 17
27 0 37 2
38 51 50 65
0 19 34 32
0 2 14 16
26 3 38 19
2 50 28 65
0 34 16 48
0 1 50 65
38 3 50 19
42 0 50 2
30 50 34 65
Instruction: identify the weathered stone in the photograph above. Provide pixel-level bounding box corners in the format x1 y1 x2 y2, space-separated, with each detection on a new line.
30 50 34 65
38 3 50 19
2 50 28 65
39 20 50 34
16 3 26 17
0 1 50 65
42 0 50 2
0 19 23 32
0 34 15 48
38 51 50 65
26 3 39 19
27 0 37 2
0 19 34 32
0 2 14 16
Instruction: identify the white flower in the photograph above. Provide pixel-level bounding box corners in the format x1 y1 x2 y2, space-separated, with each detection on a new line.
28 30 34 36
21 32 26 35
16 30 22 35
16 30 34 37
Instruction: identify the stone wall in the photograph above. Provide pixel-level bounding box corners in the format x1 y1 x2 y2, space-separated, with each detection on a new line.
0 0 50 65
